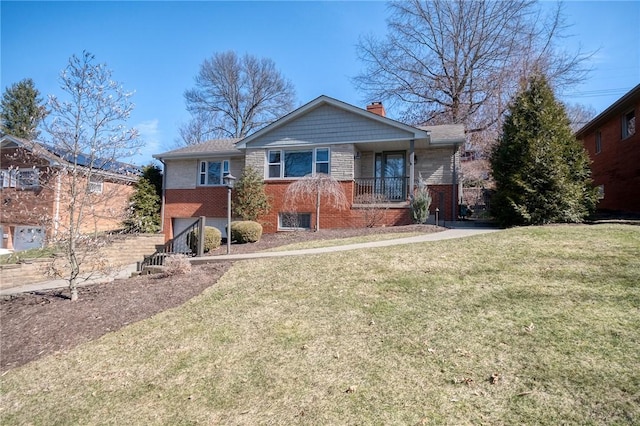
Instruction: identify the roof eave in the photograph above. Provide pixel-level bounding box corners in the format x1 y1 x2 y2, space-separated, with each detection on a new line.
154 150 244 161
575 84 640 138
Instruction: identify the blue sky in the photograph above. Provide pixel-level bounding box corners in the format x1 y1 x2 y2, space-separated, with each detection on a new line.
2 1 638 166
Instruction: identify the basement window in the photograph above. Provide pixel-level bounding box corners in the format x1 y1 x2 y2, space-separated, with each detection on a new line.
278 212 311 230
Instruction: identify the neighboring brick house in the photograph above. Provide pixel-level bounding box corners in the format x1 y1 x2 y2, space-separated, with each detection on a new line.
154 96 464 241
576 84 640 214
0 134 139 250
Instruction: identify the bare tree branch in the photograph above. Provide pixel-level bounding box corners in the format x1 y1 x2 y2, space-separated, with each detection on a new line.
181 51 296 143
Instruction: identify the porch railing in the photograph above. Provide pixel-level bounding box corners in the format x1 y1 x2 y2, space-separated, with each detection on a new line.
137 218 201 271
354 177 409 203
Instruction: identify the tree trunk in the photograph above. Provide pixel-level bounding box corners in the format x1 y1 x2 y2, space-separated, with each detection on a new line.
69 245 79 302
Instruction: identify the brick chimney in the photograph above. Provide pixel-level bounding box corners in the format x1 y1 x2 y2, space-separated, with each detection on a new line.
366 101 386 117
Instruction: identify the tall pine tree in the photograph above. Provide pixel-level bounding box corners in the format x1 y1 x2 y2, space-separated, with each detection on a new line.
1 78 47 139
124 165 162 233
490 74 597 227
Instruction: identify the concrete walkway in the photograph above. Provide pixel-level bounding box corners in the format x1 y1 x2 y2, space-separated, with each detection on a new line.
1 227 498 296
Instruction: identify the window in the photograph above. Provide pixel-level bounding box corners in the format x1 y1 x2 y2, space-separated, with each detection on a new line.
279 212 311 230
268 150 281 178
267 148 330 178
88 175 103 194
597 184 605 200
622 109 636 139
284 151 313 177
595 131 602 154
316 148 329 174
199 160 229 185
1 169 39 189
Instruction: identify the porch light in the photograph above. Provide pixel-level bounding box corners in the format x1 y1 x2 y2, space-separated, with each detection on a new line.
223 173 236 254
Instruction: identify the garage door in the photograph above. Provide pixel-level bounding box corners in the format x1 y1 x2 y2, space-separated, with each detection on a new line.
13 226 46 252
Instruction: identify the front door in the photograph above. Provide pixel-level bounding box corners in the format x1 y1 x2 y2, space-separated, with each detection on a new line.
375 151 406 201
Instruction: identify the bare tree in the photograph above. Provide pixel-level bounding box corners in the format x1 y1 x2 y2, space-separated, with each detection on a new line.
45 51 142 301
182 51 296 142
355 0 591 135
284 174 348 232
565 102 597 133
174 112 220 147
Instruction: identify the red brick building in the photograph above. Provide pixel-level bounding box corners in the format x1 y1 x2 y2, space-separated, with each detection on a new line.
576 84 640 215
1 134 138 250
155 96 465 242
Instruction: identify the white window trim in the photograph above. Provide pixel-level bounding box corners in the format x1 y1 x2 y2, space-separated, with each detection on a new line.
622 109 636 139
1 168 40 189
278 212 312 230
198 159 230 186
265 147 330 179
88 175 104 194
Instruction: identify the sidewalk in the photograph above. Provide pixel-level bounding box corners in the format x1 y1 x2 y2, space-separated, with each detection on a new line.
1 227 498 296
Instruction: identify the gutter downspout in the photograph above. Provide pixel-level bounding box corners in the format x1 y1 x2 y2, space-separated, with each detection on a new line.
159 159 166 235
452 143 459 222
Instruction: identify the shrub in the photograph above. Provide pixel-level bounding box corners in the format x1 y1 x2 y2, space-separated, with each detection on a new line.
163 254 192 276
354 193 389 228
411 178 432 224
188 226 222 253
229 221 263 244
233 167 271 221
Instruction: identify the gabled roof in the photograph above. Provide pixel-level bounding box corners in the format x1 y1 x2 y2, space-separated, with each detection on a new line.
154 138 243 160
0 134 140 179
575 84 640 138
236 95 434 149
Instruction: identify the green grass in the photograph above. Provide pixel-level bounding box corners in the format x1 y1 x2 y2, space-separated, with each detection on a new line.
0 245 61 265
1 224 639 425
266 231 423 251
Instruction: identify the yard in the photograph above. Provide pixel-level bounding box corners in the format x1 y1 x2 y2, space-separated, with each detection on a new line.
1 224 639 424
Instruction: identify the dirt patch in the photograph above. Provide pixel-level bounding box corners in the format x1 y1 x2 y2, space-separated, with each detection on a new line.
0 225 439 372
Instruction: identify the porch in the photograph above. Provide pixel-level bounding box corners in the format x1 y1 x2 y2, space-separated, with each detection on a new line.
353 177 411 204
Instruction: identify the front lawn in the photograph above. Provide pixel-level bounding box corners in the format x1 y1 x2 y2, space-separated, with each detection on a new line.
1 224 638 424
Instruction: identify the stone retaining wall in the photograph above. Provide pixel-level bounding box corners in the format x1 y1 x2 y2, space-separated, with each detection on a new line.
0 234 164 290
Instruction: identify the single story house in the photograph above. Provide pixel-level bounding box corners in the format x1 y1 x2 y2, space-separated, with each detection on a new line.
576 84 639 214
0 134 139 250
154 96 465 241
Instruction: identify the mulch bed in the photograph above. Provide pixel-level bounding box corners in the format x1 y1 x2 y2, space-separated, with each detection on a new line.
0 225 438 372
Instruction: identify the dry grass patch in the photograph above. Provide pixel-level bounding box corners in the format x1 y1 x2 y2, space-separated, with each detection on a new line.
266 231 424 251
1 224 639 424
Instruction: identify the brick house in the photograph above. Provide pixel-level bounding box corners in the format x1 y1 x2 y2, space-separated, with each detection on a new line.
576 84 640 214
154 96 464 241
0 134 138 250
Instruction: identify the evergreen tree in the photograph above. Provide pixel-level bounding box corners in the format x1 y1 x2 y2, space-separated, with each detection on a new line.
124 165 162 233
1 78 48 139
490 74 597 227
232 167 271 221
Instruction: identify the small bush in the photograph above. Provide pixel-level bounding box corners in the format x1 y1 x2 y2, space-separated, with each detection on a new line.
411 178 432 224
163 254 192 276
354 193 389 228
229 221 263 244
188 226 222 253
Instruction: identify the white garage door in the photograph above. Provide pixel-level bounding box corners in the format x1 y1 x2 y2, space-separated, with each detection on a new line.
13 226 46 252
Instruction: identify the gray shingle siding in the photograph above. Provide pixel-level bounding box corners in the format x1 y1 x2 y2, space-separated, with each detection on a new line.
245 104 415 147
